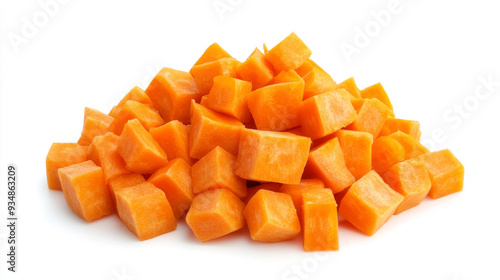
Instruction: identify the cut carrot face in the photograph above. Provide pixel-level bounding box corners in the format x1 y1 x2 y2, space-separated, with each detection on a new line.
271 69 303 84
109 100 163 135
148 158 193 219
243 183 282 204
295 59 314 77
300 89 357 140
416 149 464 199
115 182 177 240
237 48 274 90
378 118 421 140
193 43 233 66
247 81 304 131
304 138 355 194
149 120 195 166
46 143 88 190
191 146 246 198
347 98 393 138
337 77 361 99
190 58 241 94
117 119 168 174
243 190 301 242
109 86 154 118
387 131 429 159
360 82 393 112
189 101 245 159
339 170 403 236
301 188 338 251
279 179 325 221
265 32 312 73
382 158 431 214
78 107 114 146
87 132 131 182
145 67 202 124
58 160 114 221
186 188 246 242
203 76 253 124
334 130 373 180
372 136 406 174
234 129 311 184
303 65 337 100
108 173 145 206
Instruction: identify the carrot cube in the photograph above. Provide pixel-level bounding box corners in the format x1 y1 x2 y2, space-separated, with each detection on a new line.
378 118 421 140
193 43 233 66
243 190 301 242
237 48 274 90
347 98 393 138
337 77 361 98
145 67 202 124
382 158 431 214
186 188 245 242
417 149 464 199
58 160 114 221
304 138 355 194
87 132 131 182
387 131 429 159
108 86 153 118
338 170 403 236
115 182 177 240
234 129 311 184
190 58 240 94
148 158 194 219
243 183 282 204
109 100 163 135
279 179 325 221
247 81 304 131
303 65 337 100
301 188 338 251
360 82 393 112
78 107 113 146
299 89 357 140
108 173 145 205
295 59 314 77
191 146 246 198
371 136 406 174
334 130 373 180
271 69 303 84
149 120 195 166
189 101 245 159
265 32 312 73
117 119 168 174
46 143 87 190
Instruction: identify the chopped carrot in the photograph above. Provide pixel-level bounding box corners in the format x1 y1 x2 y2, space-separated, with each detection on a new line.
265 32 312 73
46 143 88 190
378 118 421 140
193 43 233 66
149 120 195 166
78 107 114 146
271 69 303 84
285 126 307 137
387 131 429 159
87 132 131 182
337 77 361 99
109 100 163 135
347 98 393 138
303 65 337 100
108 173 145 206
295 60 314 77
190 58 241 94
334 130 373 180
243 183 282 204
360 82 393 112
237 48 274 90
279 179 325 221
108 86 153 118
371 135 406 174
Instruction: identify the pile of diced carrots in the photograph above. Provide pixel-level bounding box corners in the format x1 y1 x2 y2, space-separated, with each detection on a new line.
46 32 464 251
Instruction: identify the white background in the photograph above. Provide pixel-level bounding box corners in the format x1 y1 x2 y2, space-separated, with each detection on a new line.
1 0 500 279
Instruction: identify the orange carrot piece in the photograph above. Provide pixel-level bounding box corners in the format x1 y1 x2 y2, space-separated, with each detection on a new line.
378 118 421 140
58 160 114 221
108 173 145 206
243 190 301 242
148 158 193 219
285 126 307 137
279 179 325 221
337 77 361 98
338 170 403 236
360 82 393 112
371 136 406 174
78 107 114 146
193 43 233 66
301 188 338 251
46 143 87 190
387 131 429 159
334 130 373 180
109 86 154 118
145 67 202 124
186 188 245 242
265 32 312 73
295 60 314 77
115 182 177 240
303 65 337 100
271 69 303 84
247 81 304 131
300 89 357 140
189 101 245 159
416 149 464 199
190 58 241 94
382 158 431 214
347 98 392 138
87 132 131 182
243 183 282 204
234 129 311 184
149 120 195 166
109 100 163 135
117 119 168 174
236 48 274 90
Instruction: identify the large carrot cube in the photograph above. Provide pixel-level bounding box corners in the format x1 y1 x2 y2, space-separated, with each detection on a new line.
372 136 406 174
186 188 245 242
149 120 195 166
115 182 177 240
109 100 163 135
78 107 114 146
46 143 87 190
193 43 232 66
265 32 312 73
303 65 337 99
58 160 114 221
338 170 403 236
108 173 145 205
237 48 274 90
243 190 301 242
360 82 393 112
279 179 325 221
234 129 311 184
189 58 240 94
337 77 361 98
87 132 131 182
334 130 373 180
347 98 392 138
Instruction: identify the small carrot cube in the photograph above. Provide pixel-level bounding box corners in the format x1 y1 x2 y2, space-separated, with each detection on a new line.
265 32 312 73
360 82 393 112
387 131 429 159
303 65 337 100
371 136 406 174
109 86 153 118
58 160 114 221
149 120 195 166
193 43 233 66
243 183 282 204
337 77 361 98
46 143 87 190
334 130 373 180
271 69 303 84
347 98 393 138
87 132 131 182
108 173 145 205
115 182 177 240
78 107 113 146
279 179 325 221
190 58 240 94
109 100 163 135
378 118 421 140
237 48 274 90
295 59 314 77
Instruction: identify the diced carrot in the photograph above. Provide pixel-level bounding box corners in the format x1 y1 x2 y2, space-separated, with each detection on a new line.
371 136 406 174
416 149 464 199
333 187 349 206
337 77 361 98
190 58 241 94
108 173 145 205
58 160 114 221
338 170 403 236
149 120 195 166
265 32 312 73
303 65 337 100
117 119 168 174
279 179 325 221
334 130 373 180
186 188 245 242
148 158 193 219
145 67 202 124
300 89 356 140
304 138 355 194
271 69 303 84
46 143 87 190
247 81 304 131
236 48 274 90
387 131 429 159
87 132 131 182
234 129 311 184
301 188 338 251
285 126 307 137
382 158 431 214
295 60 314 77
115 182 177 240
243 183 282 204
193 43 233 66
360 82 393 112
347 98 392 138
203 76 253 124
378 118 421 140
191 146 246 198
78 107 114 146
109 100 163 135
243 190 301 242
109 86 154 118
189 101 245 159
